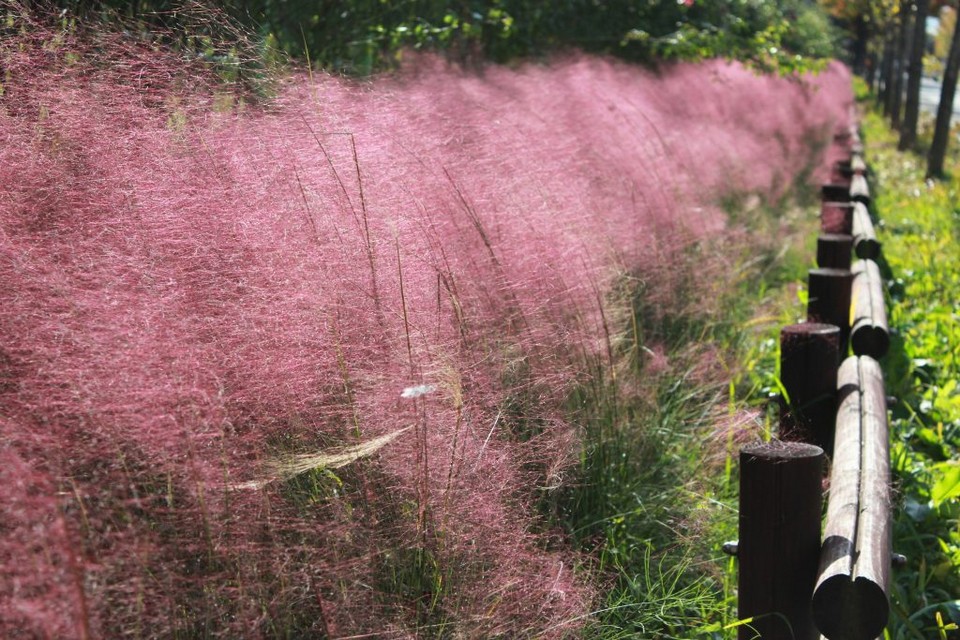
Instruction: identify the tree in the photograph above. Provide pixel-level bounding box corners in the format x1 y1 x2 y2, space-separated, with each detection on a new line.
889 3 912 128
928 6 960 176
935 5 958 60
890 5 911 130
820 0 873 72
900 0 931 149
878 25 896 105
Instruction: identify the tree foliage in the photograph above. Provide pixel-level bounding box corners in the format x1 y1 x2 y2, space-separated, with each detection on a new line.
935 5 957 60
45 0 839 73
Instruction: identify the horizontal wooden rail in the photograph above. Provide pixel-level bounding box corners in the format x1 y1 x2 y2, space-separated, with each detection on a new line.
737 132 894 640
851 259 890 359
849 174 870 206
852 202 880 259
812 355 891 640
851 155 867 175
834 158 868 180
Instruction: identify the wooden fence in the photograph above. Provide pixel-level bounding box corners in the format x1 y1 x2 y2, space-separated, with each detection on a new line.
729 123 896 640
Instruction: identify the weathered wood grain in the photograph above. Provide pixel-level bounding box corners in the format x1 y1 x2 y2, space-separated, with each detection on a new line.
807 268 854 354
850 259 890 359
779 323 841 452
817 234 854 270
812 356 891 640
740 441 825 640
852 202 881 260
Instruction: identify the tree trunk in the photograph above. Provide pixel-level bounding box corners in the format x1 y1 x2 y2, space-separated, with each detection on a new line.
866 50 878 91
928 10 960 177
900 0 930 149
886 10 904 119
854 14 870 75
890 4 912 128
879 27 895 108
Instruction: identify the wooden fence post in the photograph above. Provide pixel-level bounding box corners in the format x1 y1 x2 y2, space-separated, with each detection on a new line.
739 441 824 640
821 202 854 235
807 268 854 355
816 234 854 270
821 184 852 202
812 356 891 640
779 323 840 452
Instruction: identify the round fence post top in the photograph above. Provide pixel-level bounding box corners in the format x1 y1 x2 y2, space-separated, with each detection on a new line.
818 233 854 242
780 322 841 337
741 440 824 460
809 267 853 277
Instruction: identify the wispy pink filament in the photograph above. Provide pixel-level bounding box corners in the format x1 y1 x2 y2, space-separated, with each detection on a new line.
0 22 852 637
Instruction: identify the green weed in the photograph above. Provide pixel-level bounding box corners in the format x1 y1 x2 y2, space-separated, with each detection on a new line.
847 103 960 636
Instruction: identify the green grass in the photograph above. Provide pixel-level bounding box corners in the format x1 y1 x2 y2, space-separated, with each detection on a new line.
857 102 960 638
566 77 960 639
547 186 822 637
692 81 960 638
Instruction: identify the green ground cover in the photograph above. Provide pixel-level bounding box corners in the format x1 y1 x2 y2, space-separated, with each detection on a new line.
597 82 960 638
859 104 960 639
555 173 827 638
715 92 960 638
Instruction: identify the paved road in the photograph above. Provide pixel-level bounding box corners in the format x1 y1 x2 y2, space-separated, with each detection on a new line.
920 76 960 118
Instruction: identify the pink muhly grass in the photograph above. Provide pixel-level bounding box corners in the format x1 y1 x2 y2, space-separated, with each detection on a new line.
0 10 853 638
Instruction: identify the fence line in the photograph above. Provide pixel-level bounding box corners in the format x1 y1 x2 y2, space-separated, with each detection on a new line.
733 121 895 640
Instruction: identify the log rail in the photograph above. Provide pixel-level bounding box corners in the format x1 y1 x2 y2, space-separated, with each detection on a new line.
812 356 891 640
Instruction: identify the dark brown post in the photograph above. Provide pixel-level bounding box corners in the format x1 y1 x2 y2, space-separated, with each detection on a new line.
821 184 852 202
807 268 854 355
821 202 854 235
851 259 890 358
816 234 853 270
779 323 840 451
813 356 891 640
739 441 824 640
830 160 853 184
852 202 881 259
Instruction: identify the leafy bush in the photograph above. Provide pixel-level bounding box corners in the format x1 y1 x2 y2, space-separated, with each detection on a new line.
43 0 839 73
